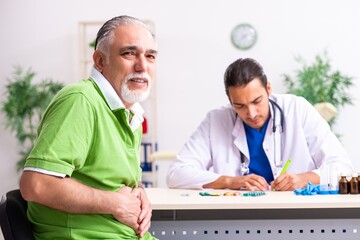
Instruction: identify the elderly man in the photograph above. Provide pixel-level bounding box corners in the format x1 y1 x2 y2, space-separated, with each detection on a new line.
20 15 158 239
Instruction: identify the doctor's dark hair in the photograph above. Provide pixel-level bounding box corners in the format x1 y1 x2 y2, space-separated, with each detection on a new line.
224 58 268 97
94 15 155 52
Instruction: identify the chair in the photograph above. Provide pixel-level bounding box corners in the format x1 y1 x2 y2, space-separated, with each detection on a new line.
0 189 34 240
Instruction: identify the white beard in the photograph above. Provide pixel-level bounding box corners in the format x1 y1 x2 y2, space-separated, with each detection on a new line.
121 73 152 104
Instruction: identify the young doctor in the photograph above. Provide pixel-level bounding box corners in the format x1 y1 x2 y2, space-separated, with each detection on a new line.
166 58 353 191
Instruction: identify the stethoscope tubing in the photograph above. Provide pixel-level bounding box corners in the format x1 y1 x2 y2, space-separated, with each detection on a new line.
240 99 285 175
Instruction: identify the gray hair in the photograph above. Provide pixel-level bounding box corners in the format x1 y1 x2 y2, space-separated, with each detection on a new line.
94 15 155 53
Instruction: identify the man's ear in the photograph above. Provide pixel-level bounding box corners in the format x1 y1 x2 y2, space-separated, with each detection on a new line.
93 50 106 72
266 81 272 95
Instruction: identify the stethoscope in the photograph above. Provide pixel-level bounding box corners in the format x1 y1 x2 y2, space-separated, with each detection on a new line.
240 99 285 175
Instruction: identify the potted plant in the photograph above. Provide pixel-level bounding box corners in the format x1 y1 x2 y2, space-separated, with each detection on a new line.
283 51 354 127
1 66 64 171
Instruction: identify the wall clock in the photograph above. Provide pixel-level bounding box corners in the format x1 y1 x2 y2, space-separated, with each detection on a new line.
231 23 257 50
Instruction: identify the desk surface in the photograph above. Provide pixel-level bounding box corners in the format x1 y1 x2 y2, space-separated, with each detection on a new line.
145 188 360 210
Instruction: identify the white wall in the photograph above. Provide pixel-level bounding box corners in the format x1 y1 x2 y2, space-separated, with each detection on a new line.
1 0 360 196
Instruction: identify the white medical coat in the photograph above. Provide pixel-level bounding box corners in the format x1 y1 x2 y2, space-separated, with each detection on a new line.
166 94 353 189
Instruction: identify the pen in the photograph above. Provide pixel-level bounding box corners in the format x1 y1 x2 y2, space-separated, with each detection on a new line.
272 159 292 191
280 159 292 174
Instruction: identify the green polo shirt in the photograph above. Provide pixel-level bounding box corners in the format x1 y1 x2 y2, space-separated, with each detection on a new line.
24 78 155 239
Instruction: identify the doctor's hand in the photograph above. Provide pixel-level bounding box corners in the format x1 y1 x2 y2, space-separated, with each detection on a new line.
203 175 269 191
270 172 316 191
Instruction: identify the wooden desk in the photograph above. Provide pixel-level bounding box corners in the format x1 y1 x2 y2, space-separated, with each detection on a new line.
146 188 360 240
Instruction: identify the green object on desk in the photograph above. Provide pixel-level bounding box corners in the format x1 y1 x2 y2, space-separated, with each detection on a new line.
243 191 266 197
280 159 292 174
199 192 221 196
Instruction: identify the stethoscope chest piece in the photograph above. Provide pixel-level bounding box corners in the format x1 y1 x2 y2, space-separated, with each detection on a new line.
241 165 250 175
240 152 250 175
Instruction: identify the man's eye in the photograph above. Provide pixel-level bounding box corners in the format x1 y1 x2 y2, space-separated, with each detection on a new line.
254 97 263 105
146 53 157 62
122 51 135 56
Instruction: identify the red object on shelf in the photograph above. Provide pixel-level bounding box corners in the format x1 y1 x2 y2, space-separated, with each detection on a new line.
142 116 148 134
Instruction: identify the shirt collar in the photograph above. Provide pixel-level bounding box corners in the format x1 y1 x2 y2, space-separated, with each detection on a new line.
89 67 144 131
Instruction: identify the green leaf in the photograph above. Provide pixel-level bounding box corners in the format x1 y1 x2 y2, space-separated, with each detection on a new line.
1 66 64 171
283 51 354 129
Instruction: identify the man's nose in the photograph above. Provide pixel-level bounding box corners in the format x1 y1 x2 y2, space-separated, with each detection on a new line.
134 56 147 72
247 105 256 118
